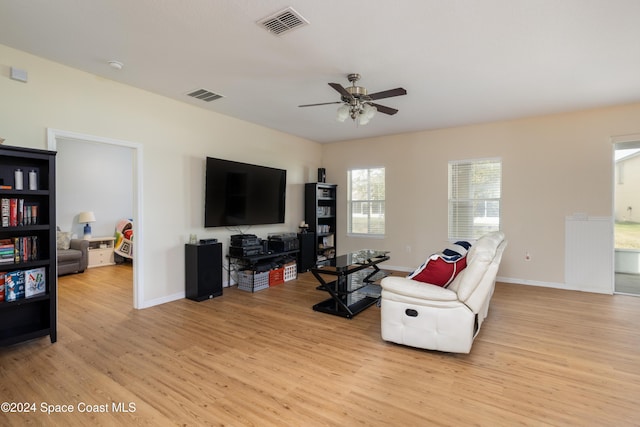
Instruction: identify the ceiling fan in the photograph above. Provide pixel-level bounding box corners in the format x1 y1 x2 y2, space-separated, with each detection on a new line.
299 73 407 125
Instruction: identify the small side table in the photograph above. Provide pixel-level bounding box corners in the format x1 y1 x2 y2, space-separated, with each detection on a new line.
86 236 116 268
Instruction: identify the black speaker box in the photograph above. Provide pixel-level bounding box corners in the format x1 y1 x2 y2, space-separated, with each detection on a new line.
317 168 326 183
185 242 223 301
298 232 316 272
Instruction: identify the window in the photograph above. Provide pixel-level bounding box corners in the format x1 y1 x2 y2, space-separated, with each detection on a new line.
448 158 501 240
348 167 385 236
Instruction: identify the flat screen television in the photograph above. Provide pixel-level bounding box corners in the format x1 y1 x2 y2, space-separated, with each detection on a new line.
204 157 286 227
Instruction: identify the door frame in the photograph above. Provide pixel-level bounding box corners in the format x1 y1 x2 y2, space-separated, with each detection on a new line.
611 133 640 294
47 128 144 309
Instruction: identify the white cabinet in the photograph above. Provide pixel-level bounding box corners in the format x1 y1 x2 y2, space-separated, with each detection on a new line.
87 236 115 268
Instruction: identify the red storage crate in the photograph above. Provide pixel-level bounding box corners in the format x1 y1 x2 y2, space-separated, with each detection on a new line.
269 267 285 286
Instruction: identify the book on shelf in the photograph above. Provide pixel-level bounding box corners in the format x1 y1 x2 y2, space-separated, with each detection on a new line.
5 236 38 263
1 198 8 227
0 254 14 263
1 198 39 226
0 273 4 302
26 205 36 225
5 270 25 302
24 267 46 298
0 238 14 264
9 198 17 226
20 237 27 261
17 198 23 226
31 235 38 260
20 204 38 226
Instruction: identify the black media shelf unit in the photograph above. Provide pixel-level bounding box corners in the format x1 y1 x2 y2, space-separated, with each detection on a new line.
305 182 337 267
0 145 57 346
227 249 299 292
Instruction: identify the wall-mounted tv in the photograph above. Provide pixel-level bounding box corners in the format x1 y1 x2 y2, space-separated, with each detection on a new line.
204 157 286 227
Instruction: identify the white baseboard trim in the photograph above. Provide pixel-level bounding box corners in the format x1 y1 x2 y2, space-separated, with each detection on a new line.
139 272 613 309
497 276 613 294
497 276 569 289
140 292 185 309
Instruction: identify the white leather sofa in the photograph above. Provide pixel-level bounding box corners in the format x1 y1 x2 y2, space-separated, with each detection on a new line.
380 231 507 353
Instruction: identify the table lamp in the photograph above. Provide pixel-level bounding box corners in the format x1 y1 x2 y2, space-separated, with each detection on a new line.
79 211 96 239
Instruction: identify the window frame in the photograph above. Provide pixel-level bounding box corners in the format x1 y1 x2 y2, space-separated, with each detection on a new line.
448 157 502 241
347 167 386 238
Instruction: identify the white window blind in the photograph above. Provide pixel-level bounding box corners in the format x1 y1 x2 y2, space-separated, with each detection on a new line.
448 158 501 240
348 167 385 236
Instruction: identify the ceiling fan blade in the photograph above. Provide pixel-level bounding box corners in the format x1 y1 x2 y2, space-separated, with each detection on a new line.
368 87 407 101
328 82 353 99
299 101 342 107
369 103 398 115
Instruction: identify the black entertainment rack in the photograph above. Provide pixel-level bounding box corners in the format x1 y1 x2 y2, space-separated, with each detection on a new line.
227 249 299 292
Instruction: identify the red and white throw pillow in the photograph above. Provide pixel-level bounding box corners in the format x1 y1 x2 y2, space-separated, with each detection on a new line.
408 255 467 287
407 241 471 287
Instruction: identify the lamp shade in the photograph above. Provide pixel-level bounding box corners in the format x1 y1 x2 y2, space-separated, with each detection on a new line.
336 104 350 122
78 211 96 223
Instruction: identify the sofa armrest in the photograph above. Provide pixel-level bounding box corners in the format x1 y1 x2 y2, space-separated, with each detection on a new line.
69 239 89 252
68 239 89 271
381 276 458 301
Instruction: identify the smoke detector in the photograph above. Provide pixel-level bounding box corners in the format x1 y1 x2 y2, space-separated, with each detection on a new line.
108 60 124 70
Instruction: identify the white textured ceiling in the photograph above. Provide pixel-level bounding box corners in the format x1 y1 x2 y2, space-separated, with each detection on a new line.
2 0 640 143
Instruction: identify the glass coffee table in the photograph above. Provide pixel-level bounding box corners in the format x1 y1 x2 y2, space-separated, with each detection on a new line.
310 249 390 319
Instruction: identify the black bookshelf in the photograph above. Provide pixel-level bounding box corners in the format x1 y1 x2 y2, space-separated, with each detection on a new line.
0 145 57 346
305 183 337 267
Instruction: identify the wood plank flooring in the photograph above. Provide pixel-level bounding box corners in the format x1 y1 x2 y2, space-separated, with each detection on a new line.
1 265 639 426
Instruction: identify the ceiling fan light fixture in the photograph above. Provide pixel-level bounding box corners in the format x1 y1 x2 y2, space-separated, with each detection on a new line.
304 73 406 126
336 104 350 122
337 102 377 125
363 103 377 119
357 105 373 125
358 114 370 126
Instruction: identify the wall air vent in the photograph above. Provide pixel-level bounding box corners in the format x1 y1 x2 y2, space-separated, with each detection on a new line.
257 7 309 36
186 88 224 102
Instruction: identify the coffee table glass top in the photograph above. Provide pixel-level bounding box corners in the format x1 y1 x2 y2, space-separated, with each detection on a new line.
330 249 389 270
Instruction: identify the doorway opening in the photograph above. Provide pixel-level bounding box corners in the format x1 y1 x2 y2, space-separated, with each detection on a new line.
613 137 640 295
47 129 144 308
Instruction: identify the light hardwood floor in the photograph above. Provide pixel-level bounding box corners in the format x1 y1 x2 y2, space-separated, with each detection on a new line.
1 264 639 426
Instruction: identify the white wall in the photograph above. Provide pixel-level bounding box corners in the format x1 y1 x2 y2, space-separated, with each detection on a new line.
0 44 322 307
323 106 640 291
56 138 133 238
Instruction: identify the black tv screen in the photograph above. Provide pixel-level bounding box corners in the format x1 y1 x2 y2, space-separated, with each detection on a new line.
204 157 286 227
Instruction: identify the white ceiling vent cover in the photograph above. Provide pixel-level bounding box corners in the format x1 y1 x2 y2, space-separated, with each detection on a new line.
187 88 224 102
258 7 309 36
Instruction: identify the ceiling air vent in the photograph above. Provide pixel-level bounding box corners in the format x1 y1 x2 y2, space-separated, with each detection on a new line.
258 7 309 36
186 88 224 102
